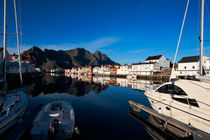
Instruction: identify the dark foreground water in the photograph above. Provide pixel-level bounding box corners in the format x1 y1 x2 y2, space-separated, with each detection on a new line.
23 75 153 140
4 74 209 140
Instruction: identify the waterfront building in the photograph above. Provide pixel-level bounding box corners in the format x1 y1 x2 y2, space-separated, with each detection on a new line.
145 55 170 69
99 65 112 75
7 54 35 74
108 66 118 74
7 61 35 73
130 62 161 75
81 66 93 76
176 55 210 76
9 54 30 63
117 65 129 75
93 67 101 74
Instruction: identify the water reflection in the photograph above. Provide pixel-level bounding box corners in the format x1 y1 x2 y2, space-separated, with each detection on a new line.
129 110 181 140
6 74 159 140
21 73 161 97
27 75 109 97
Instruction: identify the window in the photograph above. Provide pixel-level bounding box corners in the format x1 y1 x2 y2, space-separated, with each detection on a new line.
172 97 199 107
156 84 187 95
184 66 186 69
157 85 167 93
192 66 195 69
180 72 182 74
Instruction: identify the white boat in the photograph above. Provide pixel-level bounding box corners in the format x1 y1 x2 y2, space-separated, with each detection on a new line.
30 101 75 140
0 0 28 136
145 79 210 134
0 92 28 135
145 0 210 136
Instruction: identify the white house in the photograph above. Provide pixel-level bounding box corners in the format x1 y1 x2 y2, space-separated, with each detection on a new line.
145 55 170 69
98 65 112 75
117 65 129 75
130 62 161 75
93 67 101 74
176 55 210 76
7 61 35 74
7 54 35 74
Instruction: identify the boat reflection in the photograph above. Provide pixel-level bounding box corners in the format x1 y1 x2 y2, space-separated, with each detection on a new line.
129 110 184 140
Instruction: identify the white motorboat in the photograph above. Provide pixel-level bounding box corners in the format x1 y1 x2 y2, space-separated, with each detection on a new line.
145 0 210 135
30 101 75 140
0 0 28 136
145 79 210 134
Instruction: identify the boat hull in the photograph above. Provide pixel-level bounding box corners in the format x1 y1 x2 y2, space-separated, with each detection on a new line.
30 101 75 140
0 91 28 136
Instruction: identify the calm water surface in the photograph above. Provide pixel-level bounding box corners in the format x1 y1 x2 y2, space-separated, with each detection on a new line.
23 75 153 140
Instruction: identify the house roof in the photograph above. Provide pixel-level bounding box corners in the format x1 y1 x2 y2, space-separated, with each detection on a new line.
132 62 157 65
178 56 199 63
145 55 162 61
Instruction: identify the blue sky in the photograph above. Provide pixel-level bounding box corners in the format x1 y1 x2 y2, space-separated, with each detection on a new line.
1 0 210 64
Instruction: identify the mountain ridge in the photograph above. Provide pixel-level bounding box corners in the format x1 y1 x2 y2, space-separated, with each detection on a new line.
23 46 117 70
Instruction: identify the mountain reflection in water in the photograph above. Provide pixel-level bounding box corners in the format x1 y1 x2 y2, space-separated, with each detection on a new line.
22 73 161 97
28 75 109 97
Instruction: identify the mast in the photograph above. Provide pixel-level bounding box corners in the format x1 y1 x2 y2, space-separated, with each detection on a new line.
14 0 23 85
2 0 7 96
200 0 204 76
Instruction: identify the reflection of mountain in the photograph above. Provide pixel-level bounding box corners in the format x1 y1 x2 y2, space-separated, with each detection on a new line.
29 75 109 97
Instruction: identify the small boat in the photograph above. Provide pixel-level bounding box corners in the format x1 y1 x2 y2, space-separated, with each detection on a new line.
30 101 75 140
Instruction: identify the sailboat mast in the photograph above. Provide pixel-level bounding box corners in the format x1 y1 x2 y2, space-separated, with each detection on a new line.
200 0 204 76
14 0 23 85
2 0 7 96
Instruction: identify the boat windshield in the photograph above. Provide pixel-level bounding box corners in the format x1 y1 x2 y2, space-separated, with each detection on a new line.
156 84 187 96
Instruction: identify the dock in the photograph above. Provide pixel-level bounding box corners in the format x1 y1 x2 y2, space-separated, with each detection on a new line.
128 100 192 138
4 105 42 140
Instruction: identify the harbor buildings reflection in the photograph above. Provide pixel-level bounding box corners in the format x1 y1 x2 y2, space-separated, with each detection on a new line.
26 74 160 97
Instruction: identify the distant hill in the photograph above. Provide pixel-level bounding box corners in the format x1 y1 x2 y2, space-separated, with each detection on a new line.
23 46 117 70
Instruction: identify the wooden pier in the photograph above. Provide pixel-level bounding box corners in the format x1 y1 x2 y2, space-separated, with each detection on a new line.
128 100 192 138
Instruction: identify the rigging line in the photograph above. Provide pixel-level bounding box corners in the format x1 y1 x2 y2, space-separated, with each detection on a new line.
170 0 190 81
14 0 23 86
